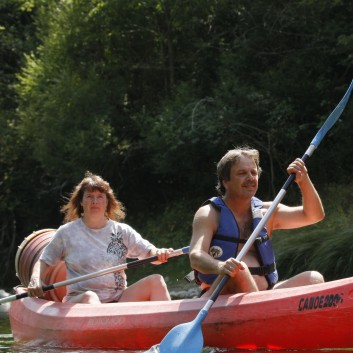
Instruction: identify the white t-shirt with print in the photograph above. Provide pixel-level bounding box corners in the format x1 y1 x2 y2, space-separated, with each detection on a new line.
40 218 156 302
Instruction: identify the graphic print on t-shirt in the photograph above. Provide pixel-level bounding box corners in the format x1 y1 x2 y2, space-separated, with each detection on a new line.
107 231 128 290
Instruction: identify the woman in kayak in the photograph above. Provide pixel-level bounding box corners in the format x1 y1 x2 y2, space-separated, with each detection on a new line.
27 172 173 304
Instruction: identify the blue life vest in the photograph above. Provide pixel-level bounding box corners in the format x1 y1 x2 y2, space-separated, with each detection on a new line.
195 196 278 289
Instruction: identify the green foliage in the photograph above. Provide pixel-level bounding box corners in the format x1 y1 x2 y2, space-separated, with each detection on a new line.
15 1 127 181
274 227 353 282
0 0 37 182
274 183 353 281
18 60 116 180
125 198 196 283
1 0 353 288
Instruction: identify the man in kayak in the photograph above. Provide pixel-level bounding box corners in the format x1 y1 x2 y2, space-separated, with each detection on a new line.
27 172 173 303
189 147 325 296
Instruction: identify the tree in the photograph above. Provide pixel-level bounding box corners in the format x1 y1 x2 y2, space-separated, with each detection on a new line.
1 0 352 288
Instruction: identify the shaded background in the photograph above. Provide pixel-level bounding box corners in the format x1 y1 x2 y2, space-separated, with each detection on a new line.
1 0 353 290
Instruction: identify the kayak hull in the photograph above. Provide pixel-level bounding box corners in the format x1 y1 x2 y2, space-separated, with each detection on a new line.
9 277 353 350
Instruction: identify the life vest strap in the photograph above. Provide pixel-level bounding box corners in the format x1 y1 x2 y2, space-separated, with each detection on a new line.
213 233 270 244
249 262 276 276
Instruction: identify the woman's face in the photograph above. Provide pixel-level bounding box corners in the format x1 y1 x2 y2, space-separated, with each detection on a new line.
81 189 108 218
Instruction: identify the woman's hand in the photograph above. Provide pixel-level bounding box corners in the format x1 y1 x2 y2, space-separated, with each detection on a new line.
152 248 174 264
27 277 44 298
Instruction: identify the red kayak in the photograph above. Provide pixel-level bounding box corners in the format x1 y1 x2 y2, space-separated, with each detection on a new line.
9 277 353 350
8 229 353 350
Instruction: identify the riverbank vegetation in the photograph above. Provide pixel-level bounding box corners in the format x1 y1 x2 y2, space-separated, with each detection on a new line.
1 0 353 290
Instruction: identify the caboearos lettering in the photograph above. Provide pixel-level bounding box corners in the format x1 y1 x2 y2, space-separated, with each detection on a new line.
298 293 343 311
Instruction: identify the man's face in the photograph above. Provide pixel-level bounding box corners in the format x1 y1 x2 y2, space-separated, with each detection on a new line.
223 156 259 198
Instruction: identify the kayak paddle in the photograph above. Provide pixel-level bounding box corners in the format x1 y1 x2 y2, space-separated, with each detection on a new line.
0 246 190 305
145 79 353 353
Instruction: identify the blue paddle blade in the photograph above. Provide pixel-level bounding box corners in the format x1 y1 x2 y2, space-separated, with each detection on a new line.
143 344 160 353
158 317 204 353
142 302 211 353
311 79 353 148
